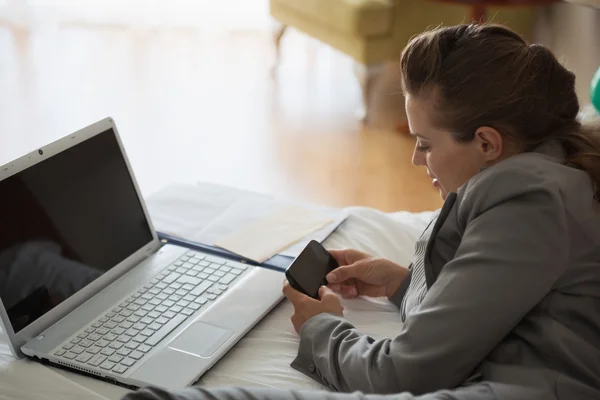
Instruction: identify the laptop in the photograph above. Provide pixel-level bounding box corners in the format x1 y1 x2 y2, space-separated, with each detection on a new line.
0 117 284 390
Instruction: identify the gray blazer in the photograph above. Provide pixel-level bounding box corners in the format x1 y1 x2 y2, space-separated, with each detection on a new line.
122 141 600 399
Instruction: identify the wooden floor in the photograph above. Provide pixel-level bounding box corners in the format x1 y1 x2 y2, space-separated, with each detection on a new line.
0 1 442 213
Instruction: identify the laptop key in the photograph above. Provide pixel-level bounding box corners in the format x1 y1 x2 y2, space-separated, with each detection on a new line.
163 288 175 295
113 315 126 323
155 305 168 313
141 329 154 337
86 346 102 354
197 273 209 280
84 327 96 334
134 299 146 306
156 282 167 290
88 354 107 367
156 294 168 301
108 341 123 350
71 346 85 354
185 270 198 277
63 352 77 360
100 348 115 357
54 349 66 356
195 297 208 305
79 339 93 348
175 289 188 297
162 300 175 308
99 317 109 323
141 293 153 301
78 332 89 339
105 333 118 342
205 256 225 265
100 361 116 371
133 334 148 343
169 294 183 302
121 357 136 367
113 327 126 335
177 300 190 308
126 328 140 337
189 302 201 311
149 299 161 306
229 268 243 276
207 276 219 283
175 267 188 274
147 311 161 319
127 316 141 323
219 266 232 273
133 323 147 331
70 338 81 344
227 261 247 270
127 304 140 311
204 267 216 274
106 312 116 318
63 343 74 350
117 334 133 343
120 321 133 329
76 353 93 363
163 272 181 284
104 321 117 329
121 310 133 317
148 288 161 295
190 282 212 297
117 348 131 357
135 309 148 317
156 316 169 325
125 342 139 350
219 273 237 285
170 283 183 290
140 317 153 325
170 305 183 313
213 271 225 278
96 327 110 335
108 355 123 363
206 294 217 300
113 364 128 374
96 339 110 348
137 344 152 353
177 275 200 286
129 350 144 360
182 308 195 316
148 322 162 331
145 314 187 347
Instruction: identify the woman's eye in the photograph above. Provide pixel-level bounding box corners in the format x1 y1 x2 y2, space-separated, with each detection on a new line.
416 144 430 152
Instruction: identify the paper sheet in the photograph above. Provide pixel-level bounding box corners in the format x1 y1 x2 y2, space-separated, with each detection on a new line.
213 205 334 263
145 183 347 259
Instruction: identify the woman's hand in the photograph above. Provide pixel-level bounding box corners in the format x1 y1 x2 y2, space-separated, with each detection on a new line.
327 249 409 299
283 282 344 334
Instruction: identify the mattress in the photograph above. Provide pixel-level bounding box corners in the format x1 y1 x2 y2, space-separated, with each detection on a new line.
0 206 433 400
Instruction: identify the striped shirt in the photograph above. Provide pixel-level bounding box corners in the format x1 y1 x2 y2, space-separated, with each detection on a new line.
400 216 438 322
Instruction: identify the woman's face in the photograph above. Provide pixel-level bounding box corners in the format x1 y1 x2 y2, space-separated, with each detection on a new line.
406 95 487 200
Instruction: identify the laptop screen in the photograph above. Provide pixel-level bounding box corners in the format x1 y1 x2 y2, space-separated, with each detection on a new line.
0 128 153 333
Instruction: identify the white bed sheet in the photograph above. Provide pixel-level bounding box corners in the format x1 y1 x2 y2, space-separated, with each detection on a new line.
0 206 433 400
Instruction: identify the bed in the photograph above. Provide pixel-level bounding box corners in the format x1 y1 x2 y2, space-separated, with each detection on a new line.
0 202 433 400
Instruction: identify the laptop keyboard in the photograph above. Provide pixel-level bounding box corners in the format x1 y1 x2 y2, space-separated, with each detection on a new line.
53 251 247 375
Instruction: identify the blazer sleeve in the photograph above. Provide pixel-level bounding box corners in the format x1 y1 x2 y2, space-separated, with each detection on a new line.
290 167 570 395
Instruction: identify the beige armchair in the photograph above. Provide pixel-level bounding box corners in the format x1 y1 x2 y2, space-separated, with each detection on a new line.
270 0 535 124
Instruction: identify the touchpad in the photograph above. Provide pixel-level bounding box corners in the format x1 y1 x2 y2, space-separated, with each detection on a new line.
168 321 233 358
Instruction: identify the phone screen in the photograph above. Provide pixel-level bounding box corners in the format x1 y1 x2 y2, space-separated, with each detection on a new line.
285 241 339 299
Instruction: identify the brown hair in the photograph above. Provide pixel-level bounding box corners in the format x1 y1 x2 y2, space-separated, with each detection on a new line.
400 23 600 199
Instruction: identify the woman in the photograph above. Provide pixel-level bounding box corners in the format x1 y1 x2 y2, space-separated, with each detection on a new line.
123 23 600 400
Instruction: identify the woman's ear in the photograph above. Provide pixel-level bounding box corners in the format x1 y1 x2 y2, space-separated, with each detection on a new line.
474 126 503 163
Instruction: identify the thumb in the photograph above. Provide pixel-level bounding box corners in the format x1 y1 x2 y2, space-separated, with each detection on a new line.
327 262 363 283
318 285 337 300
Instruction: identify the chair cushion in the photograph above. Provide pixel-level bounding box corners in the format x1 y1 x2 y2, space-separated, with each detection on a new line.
272 0 394 37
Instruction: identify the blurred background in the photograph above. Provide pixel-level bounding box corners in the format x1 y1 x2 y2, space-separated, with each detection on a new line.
0 0 598 213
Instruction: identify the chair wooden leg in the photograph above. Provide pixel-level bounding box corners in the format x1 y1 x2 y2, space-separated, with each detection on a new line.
354 63 384 123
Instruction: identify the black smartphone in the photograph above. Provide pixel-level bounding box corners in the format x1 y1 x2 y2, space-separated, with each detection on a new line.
285 240 339 299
